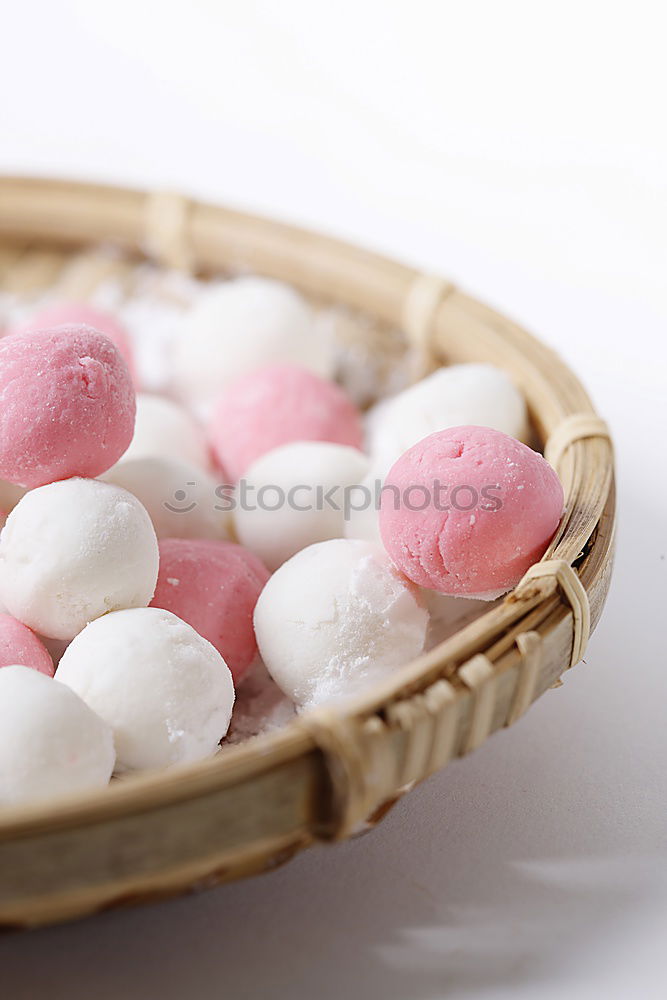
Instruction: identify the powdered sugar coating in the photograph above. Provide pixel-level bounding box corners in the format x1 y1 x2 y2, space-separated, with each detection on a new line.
209 364 364 481
0 326 136 488
150 538 270 684
56 608 235 772
0 665 114 805
0 478 159 640
254 539 428 708
379 426 564 598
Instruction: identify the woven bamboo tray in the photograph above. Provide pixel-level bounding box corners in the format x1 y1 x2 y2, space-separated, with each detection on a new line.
0 177 616 929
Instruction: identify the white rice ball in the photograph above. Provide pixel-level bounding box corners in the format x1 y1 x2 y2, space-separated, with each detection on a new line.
57 608 235 772
0 665 115 806
120 393 210 470
172 277 333 411
343 465 384 545
254 539 428 708
235 442 369 571
0 479 159 640
367 363 529 472
101 456 230 540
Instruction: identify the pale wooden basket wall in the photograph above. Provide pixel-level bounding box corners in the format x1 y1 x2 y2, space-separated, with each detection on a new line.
0 178 616 929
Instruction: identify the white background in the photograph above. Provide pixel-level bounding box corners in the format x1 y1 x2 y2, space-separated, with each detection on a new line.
1 2 666 997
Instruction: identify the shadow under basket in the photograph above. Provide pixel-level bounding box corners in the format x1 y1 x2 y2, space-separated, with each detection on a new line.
0 177 616 929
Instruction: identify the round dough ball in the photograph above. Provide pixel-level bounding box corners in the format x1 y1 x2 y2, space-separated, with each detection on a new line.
379 425 564 599
0 613 54 675
367 363 529 472
14 302 137 382
0 325 136 489
235 442 370 570
120 393 211 470
150 538 270 684
101 456 230 540
56 607 235 772
173 277 333 410
208 364 363 482
0 478 159 640
254 539 428 708
0 665 114 806
343 464 385 545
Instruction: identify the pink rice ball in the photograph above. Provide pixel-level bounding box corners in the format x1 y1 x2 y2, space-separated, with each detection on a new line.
14 302 137 381
208 364 363 481
379 425 564 599
150 538 270 684
0 325 136 489
0 613 54 676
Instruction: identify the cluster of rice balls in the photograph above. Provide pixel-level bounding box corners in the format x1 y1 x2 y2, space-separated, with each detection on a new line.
0 277 564 807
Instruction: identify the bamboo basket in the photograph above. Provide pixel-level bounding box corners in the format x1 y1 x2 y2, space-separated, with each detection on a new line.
0 177 616 929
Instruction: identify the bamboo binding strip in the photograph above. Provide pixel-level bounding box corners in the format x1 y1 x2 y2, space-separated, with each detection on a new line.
545 414 612 472
401 272 456 380
507 631 543 725
143 191 193 271
459 655 497 754
514 559 591 668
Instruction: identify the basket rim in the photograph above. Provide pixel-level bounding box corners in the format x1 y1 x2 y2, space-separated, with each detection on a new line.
0 175 616 842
